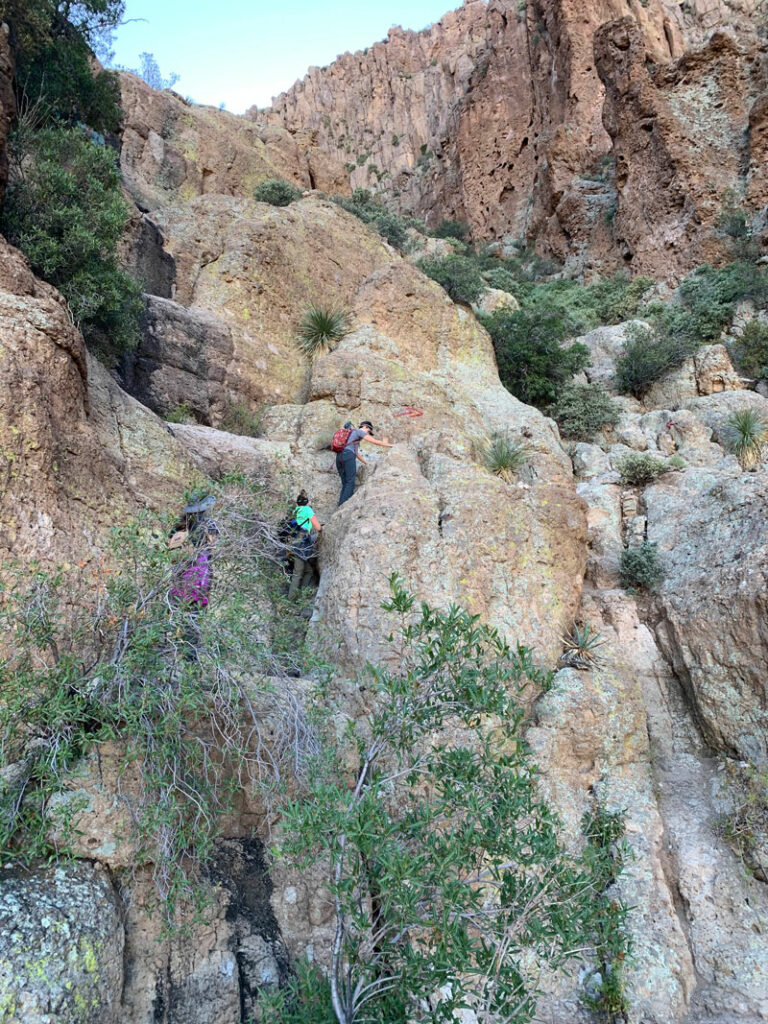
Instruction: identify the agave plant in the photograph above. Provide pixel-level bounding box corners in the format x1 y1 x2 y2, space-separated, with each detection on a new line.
296 305 352 358
724 407 768 470
482 432 529 482
559 621 607 670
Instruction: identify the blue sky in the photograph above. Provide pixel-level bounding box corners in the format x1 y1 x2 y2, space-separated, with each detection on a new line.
111 0 461 113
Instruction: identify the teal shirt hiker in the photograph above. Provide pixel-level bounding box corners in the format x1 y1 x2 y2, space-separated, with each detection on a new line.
295 505 315 532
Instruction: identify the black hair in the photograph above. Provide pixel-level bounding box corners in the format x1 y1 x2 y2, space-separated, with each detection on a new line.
359 420 374 432
296 491 309 506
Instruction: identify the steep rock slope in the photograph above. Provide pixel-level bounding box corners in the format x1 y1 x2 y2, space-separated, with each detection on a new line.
119 72 349 213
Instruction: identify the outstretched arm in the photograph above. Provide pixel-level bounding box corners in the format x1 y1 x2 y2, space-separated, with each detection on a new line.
363 436 394 448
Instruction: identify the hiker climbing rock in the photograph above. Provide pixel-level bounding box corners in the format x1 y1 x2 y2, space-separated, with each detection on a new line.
287 490 323 600
168 494 217 658
332 420 393 506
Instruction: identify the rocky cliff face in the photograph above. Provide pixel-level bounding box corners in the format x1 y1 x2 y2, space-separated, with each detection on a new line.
2 4 768 1023
266 0 766 277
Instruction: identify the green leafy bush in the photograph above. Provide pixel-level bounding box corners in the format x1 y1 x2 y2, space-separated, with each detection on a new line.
551 381 619 441
482 432 529 481
483 307 590 407
296 305 352 357
482 265 519 293
580 808 633 1018
730 320 768 380
418 253 485 304
165 402 196 424
723 407 768 470
617 451 668 486
0 481 319 918
619 541 664 591
1 126 143 358
333 189 412 251
516 274 654 336
219 399 264 437
277 574 628 1024
614 322 698 398
430 217 470 241
3 0 124 132
253 177 303 206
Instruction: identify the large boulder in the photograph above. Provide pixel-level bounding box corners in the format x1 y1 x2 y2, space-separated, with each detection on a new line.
0 862 123 1024
0 238 194 567
647 462 768 762
137 195 397 410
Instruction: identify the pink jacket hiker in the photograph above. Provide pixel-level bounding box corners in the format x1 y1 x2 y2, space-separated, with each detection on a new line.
171 550 212 606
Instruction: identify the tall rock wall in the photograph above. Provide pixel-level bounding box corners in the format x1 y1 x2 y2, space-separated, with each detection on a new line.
265 0 765 277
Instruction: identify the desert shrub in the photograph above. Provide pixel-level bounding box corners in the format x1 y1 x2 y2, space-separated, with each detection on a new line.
730 320 768 380
0 481 319 920
219 399 264 437
649 262 768 346
715 759 768 881
723 407 768 470
296 305 352 356
482 432 529 481
619 541 664 591
551 381 619 441
614 322 698 398
3 0 123 132
333 189 412 251
430 217 470 241
516 274 654 336
483 266 520 294
254 177 303 206
418 253 485 304
482 265 519 293
276 574 630 1024
617 451 668 486
580 808 633 1018
483 306 590 407
559 621 607 670
1 126 143 359
259 961 336 1024
165 402 196 424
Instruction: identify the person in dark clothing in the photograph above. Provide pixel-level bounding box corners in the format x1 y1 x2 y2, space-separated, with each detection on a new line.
336 420 393 506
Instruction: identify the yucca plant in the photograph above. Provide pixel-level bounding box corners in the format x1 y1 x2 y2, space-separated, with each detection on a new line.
724 407 768 470
482 432 530 482
296 305 352 358
559 621 607 670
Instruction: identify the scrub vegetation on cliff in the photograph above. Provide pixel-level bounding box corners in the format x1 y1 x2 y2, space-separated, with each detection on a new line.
0 0 143 360
266 575 632 1024
0 490 632 1020
0 478 319 919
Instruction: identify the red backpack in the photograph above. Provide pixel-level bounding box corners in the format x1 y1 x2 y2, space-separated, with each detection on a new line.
331 427 354 453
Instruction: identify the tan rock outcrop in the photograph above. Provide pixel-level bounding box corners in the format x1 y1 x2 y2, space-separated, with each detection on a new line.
119 73 348 213
128 196 396 411
0 238 193 567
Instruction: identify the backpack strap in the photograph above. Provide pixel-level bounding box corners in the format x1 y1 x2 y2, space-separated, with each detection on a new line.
294 506 314 530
